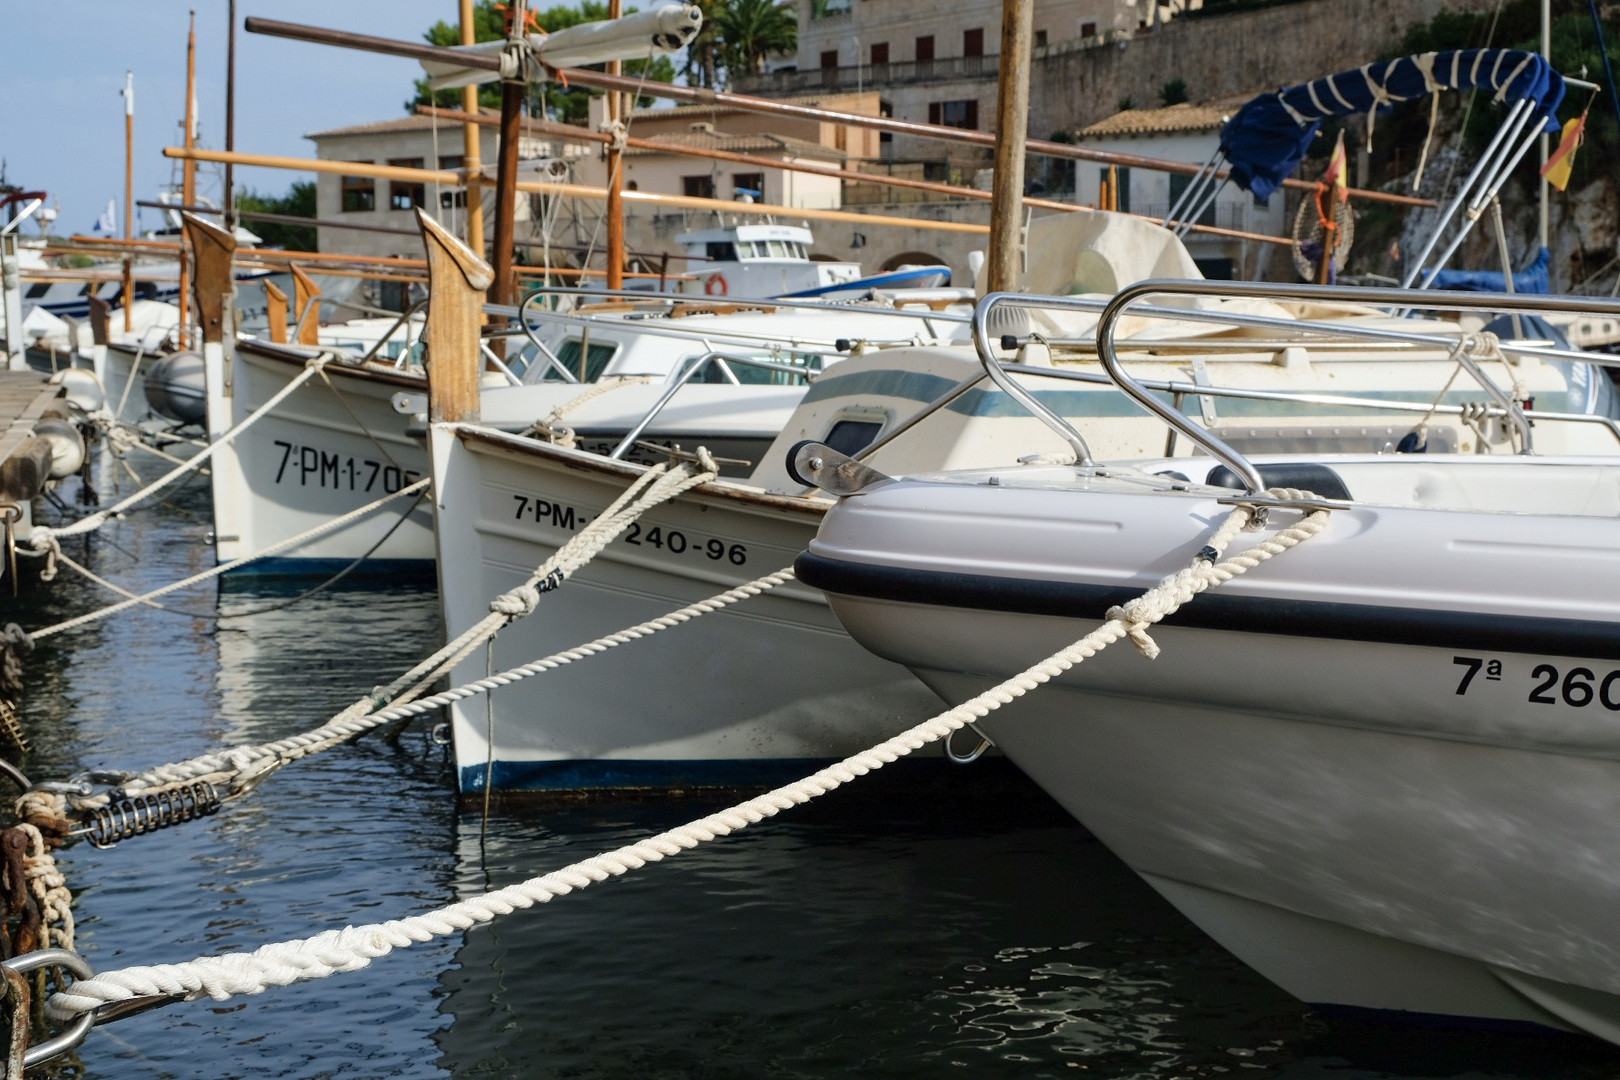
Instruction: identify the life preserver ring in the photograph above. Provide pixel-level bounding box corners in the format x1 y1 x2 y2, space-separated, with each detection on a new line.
705 274 729 296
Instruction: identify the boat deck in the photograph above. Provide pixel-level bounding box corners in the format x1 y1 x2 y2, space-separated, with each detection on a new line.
0 371 61 472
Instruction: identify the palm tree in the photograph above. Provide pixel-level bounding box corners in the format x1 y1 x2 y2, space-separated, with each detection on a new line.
680 0 728 88
717 0 797 79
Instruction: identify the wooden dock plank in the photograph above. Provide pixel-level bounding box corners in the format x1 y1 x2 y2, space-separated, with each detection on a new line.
0 371 65 475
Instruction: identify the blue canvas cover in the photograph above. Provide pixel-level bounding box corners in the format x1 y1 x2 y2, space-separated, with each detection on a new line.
1221 50 1567 200
1429 246 1550 293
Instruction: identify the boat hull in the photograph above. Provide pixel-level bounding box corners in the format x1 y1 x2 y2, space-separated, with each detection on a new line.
210 344 434 573
430 424 942 792
803 462 1620 1041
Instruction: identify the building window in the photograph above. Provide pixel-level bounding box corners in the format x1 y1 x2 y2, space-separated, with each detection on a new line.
340 166 375 212
1034 29 1047 48
733 172 764 198
387 158 425 211
821 49 838 69
915 35 934 62
683 175 716 199
963 28 983 56
437 154 468 208
929 99 978 130
1081 21 1097 37
870 42 888 66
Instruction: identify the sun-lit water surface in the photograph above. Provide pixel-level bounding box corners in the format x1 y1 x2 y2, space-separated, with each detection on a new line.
7 463 1620 1078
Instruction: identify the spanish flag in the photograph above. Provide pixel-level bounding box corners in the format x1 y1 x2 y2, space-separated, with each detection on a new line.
1541 110 1588 192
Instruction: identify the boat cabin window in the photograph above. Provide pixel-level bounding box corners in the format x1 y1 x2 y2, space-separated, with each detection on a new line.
686 352 823 386
551 338 620 382
24 283 49 299
705 241 739 261
822 418 883 456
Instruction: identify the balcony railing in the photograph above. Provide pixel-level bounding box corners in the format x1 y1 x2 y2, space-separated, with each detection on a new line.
735 53 1001 94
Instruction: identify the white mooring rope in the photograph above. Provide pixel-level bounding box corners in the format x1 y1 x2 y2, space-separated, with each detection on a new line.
26 478 431 641
46 491 1331 1019
38 456 720 817
31 359 327 550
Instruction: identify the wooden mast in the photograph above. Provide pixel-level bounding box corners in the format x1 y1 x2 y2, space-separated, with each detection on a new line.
491 0 526 313
122 71 134 334
179 9 198 348
985 0 1033 293
459 0 486 258
417 209 494 425
604 0 625 291
241 16 1437 212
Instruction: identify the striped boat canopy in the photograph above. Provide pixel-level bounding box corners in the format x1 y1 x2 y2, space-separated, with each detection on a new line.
1220 50 1566 200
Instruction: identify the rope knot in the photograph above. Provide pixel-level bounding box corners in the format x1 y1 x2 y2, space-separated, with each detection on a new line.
490 584 542 617
0 624 32 652
597 119 629 153
695 446 718 476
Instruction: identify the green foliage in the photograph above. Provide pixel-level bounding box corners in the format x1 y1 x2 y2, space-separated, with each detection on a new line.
1159 78 1188 106
715 0 797 78
407 1 676 125
1117 96 1134 111
1385 1 1620 191
235 181 316 250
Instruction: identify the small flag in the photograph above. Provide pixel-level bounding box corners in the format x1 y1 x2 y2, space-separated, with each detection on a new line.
1541 110 1588 192
1323 130 1349 202
92 198 117 235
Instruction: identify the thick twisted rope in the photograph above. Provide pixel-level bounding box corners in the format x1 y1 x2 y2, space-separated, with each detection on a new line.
17 824 73 951
43 457 719 814
47 493 1331 1019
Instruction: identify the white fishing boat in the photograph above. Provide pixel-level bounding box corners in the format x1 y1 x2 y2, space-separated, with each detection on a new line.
426 206 1620 794
204 264 963 574
667 221 948 298
799 281 1620 1044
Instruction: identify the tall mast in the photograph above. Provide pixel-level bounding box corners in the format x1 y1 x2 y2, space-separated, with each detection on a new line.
491 0 525 312
604 0 625 290
1538 0 1551 249
180 9 198 347
225 0 237 231
122 70 134 334
459 0 486 257
986 0 1033 293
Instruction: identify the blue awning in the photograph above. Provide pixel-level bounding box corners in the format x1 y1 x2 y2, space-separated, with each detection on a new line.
1220 50 1567 200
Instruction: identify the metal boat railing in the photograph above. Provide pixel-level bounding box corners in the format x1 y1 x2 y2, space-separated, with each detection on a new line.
1071 281 1620 494
819 282 1620 494
606 349 833 460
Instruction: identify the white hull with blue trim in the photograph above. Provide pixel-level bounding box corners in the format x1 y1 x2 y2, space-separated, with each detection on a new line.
802 452 1620 1043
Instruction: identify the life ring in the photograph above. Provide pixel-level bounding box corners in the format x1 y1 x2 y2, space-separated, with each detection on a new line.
705 274 729 296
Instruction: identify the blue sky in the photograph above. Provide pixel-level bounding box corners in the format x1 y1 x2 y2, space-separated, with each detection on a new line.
2 2 472 234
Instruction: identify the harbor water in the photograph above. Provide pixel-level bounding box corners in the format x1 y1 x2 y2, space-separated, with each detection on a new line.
11 465 1620 1079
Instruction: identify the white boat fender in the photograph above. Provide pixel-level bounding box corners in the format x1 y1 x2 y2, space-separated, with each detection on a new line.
143 353 207 425
47 369 105 415
31 418 85 481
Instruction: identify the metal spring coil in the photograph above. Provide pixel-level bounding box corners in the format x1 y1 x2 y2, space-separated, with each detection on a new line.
79 782 223 849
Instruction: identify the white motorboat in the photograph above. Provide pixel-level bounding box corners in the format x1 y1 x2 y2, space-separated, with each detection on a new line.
666 221 948 298
798 282 1620 1044
427 230 1620 794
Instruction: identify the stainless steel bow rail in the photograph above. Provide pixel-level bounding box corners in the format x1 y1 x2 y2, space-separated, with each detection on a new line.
957 282 1620 498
